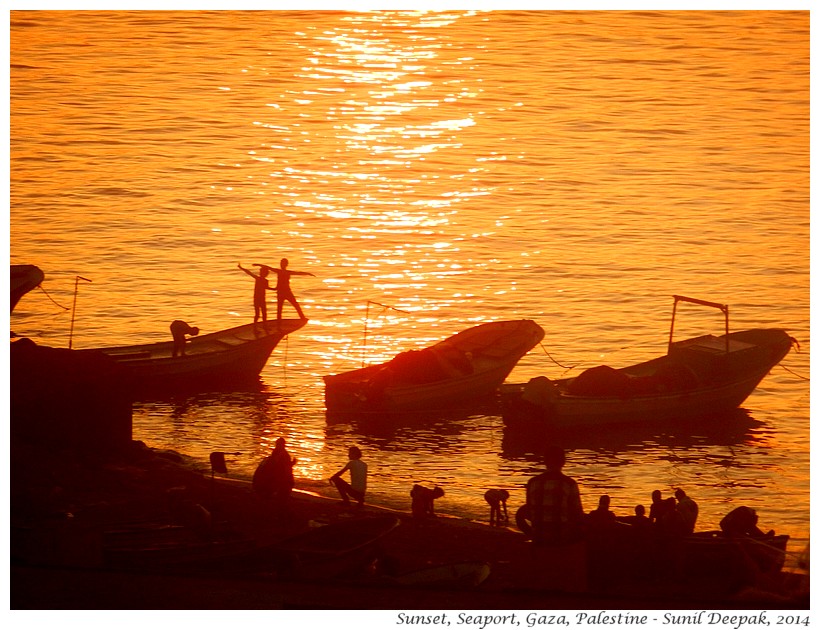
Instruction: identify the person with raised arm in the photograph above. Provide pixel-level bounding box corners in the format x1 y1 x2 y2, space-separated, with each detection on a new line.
238 262 274 323
256 258 315 320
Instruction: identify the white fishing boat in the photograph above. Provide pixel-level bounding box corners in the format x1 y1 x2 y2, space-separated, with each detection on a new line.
502 296 796 428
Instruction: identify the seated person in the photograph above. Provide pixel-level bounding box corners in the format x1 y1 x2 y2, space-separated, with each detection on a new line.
648 489 667 526
330 446 367 507
619 504 652 530
587 494 617 528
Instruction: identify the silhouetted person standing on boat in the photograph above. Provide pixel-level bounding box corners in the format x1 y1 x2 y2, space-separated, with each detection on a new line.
238 262 274 323
655 496 689 580
258 258 314 320
170 320 199 357
330 446 367 508
674 488 698 534
648 489 667 526
525 445 584 545
657 497 688 539
253 437 296 516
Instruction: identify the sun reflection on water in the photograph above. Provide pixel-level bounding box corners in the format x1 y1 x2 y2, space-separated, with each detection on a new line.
10 10 809 540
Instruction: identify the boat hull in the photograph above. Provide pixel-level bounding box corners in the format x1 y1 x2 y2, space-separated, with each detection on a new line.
390 561 492 589
586 525 790 591
94 319 307 392
503 328 794 428
324 319 545 413
10 264 44 313
104 516 400 581
275 515 401 580
683 531 790 576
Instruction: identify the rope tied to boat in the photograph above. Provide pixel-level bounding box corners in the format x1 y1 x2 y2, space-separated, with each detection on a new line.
778 337 808 381
538 342 576 371
779 364 809 381
36 283 70 312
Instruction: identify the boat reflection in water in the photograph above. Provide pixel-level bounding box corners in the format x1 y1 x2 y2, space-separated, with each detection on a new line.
324 411 501 462
325 398 501 441
500 406 770 464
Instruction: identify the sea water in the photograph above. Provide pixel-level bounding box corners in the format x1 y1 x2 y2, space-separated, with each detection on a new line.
10 10 809 549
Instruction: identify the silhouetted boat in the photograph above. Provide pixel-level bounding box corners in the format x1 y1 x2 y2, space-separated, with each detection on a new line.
683 531 790 577
324 319 545 413
502 296 796 428
95 319 307 391
585 523 791 592
272 515 401 580
390 561 492 589
104 526 256 571
105 516 401 581
10 264 44 313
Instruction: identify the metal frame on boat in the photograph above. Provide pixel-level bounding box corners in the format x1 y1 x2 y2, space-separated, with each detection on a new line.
502 296 796 428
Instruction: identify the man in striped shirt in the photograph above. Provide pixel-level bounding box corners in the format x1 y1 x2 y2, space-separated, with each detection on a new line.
525 445 584 545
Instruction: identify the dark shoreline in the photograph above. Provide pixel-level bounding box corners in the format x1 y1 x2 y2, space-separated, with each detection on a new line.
10 440 808 611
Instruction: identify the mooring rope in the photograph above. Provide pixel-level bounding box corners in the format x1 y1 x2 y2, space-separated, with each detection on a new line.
280 334 289 382
538 342 576 371
773 337 809 380
36 284 70 311
779 364 809 381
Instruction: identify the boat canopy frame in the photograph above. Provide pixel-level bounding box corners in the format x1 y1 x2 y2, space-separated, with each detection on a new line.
668 294 729 355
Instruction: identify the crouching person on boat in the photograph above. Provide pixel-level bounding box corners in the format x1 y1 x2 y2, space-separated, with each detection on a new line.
170 319 199 357
720 505 774 539
253 437 296 520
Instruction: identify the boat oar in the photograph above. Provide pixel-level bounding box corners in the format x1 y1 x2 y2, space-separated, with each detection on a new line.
68 275 92 349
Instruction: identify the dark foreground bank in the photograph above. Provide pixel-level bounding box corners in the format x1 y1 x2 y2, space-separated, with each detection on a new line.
10 440 808 610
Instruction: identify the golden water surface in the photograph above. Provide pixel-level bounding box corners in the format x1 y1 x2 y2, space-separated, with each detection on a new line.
10 11 810 545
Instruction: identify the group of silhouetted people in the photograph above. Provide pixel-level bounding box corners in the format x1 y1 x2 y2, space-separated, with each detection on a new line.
519 445 776 548
582 487 699 542
647 487 699 536
250 438 774 556
517 445 778 585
